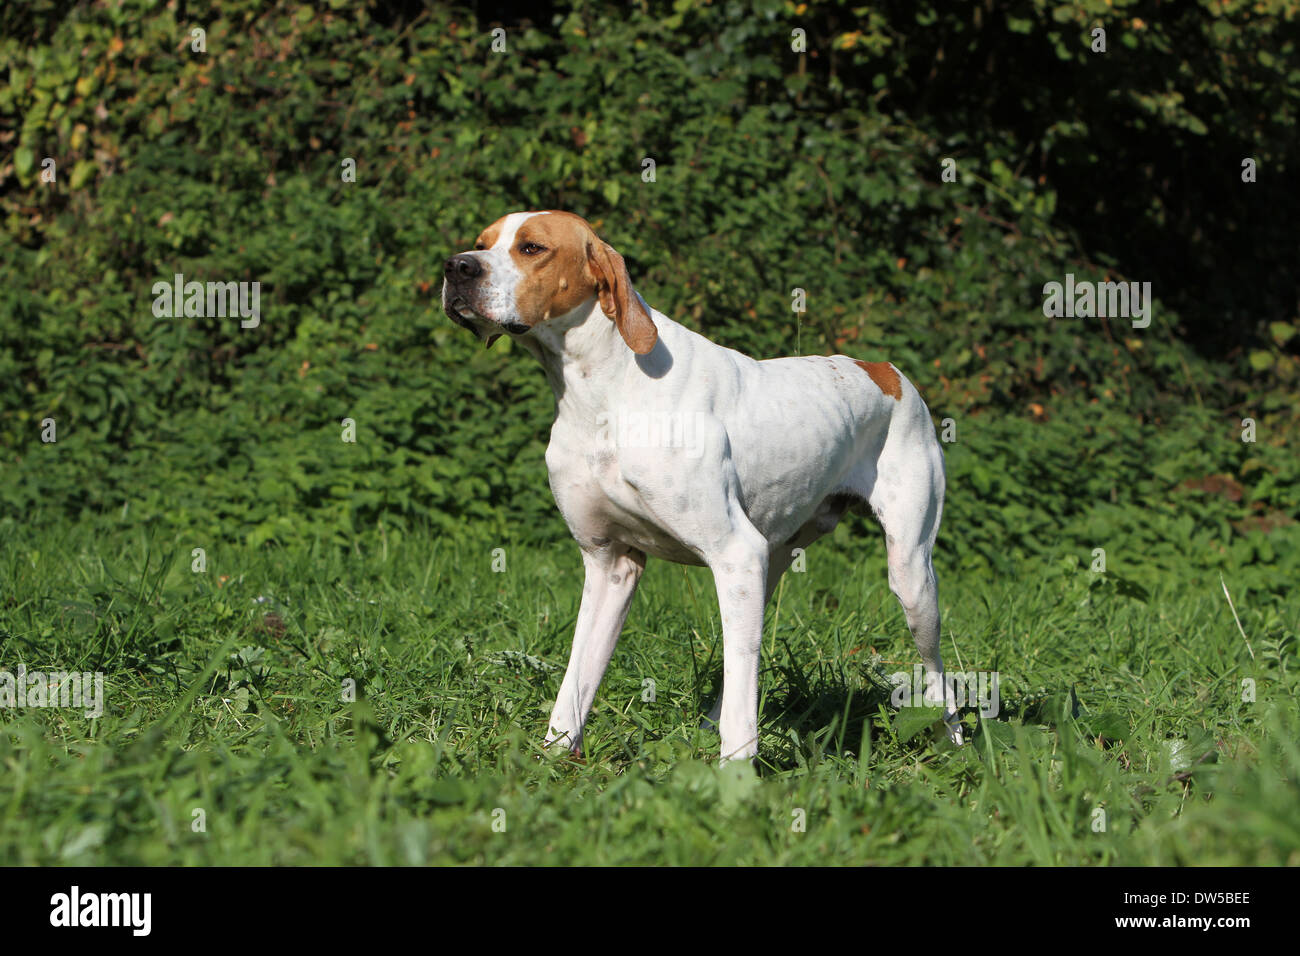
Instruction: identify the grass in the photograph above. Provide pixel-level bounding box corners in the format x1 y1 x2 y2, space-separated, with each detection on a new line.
0 517 1297 865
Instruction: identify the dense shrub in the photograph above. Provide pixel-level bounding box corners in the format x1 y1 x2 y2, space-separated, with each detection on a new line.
1 1 1295 580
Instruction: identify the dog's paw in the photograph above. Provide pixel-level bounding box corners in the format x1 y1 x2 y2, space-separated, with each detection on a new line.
942 712 965 746
542 729 583 759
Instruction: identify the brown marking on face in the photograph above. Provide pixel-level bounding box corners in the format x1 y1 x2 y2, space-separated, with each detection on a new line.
855 360 902 400
499 211 659 353
509 212 598 325
474 215 508 251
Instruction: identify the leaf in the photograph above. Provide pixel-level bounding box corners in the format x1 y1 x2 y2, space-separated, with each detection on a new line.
426 778 467 805
1112 574 1151 603
1248 350 1275 372
894 705 945 743
70 160 97 189
61 822 109 859
978 719 1018 751
716 759 759 809
1079 711 1128 742
14 146 34 177
1269 322 1295 345
1162 732 1216 775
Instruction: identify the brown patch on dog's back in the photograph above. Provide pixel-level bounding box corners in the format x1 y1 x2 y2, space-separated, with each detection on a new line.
854 360 902 400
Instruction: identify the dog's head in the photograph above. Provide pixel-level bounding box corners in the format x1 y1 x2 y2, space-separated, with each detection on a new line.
442 210 658 353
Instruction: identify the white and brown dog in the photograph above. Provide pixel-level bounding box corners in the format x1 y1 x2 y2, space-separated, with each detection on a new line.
443 210 959 762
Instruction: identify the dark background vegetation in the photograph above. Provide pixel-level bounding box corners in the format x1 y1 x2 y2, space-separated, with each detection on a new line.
2 0 1297 586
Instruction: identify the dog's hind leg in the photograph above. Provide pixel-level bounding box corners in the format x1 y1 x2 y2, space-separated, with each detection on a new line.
863 424 963 744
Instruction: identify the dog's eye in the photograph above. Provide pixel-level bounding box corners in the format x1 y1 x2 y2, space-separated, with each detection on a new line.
520 242 545 255
474 242 486 251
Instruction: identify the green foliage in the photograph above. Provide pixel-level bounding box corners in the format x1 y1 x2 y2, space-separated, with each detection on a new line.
2 2 1296 576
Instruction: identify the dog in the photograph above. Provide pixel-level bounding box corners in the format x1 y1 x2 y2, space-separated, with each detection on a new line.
443 210 960 762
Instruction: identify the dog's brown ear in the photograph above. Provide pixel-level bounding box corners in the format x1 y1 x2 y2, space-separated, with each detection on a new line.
587 240 658 354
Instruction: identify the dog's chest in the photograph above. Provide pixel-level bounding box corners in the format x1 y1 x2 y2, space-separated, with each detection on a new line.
543 422 704 564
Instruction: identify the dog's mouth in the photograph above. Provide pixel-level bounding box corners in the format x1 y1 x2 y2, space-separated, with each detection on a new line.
446 296 532 349
447 296 478 322
446 296 530 344
446 296 486 337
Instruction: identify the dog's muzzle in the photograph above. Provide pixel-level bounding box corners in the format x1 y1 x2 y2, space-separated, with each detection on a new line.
442 253 485 333
442 253 531 345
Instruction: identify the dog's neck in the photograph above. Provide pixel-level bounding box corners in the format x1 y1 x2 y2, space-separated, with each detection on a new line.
521 296 643 423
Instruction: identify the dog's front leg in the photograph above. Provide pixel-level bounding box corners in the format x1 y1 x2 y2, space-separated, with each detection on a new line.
701 543 792 732
709 531 769 763
544 546 645 756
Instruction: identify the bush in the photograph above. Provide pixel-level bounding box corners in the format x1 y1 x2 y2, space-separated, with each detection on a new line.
1 0 1295 578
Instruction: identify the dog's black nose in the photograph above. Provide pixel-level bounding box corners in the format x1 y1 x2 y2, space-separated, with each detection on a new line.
444 254 483 280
